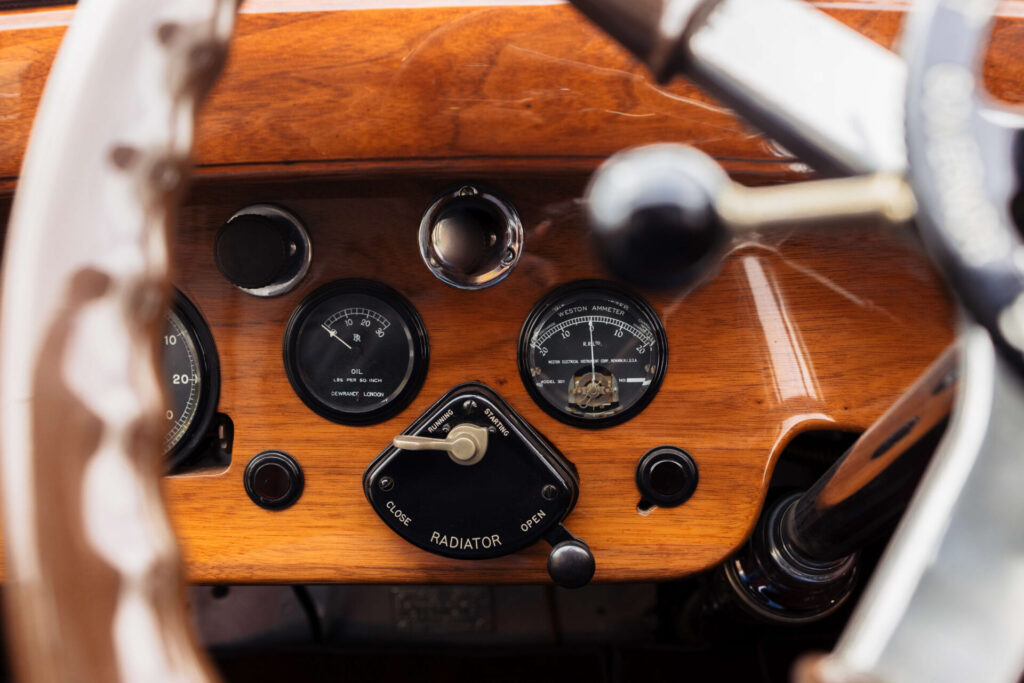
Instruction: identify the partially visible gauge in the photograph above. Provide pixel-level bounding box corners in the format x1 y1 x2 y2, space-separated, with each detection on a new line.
284 279 430 425
518 281 667 428
163 290 220 468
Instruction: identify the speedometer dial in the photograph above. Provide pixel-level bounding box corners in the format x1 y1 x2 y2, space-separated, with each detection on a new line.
518 281 667 428
284 279 429 425
163 291 220 468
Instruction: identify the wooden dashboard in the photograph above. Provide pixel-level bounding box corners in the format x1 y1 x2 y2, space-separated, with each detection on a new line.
5 0 1012 583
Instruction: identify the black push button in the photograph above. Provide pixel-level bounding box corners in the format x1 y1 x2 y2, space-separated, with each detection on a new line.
244 451 304 510
636 446 698 508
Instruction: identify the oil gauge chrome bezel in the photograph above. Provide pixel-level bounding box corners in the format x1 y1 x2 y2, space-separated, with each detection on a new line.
283 279 430 426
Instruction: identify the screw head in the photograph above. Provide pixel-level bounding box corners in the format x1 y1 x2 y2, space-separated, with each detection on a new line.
542 484 558 500
378 476 395 492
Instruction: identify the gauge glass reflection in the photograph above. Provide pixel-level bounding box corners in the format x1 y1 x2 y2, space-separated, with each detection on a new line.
519 281 667 427
284 280 429 425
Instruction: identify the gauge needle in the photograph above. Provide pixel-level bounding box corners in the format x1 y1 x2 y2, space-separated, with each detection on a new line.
321 324 353 349
588 317 596 394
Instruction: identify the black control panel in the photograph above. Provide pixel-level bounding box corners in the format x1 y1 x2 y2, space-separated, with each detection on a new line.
364 383 594 586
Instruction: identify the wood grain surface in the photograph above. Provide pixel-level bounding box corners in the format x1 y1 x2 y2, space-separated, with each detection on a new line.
0 1 967 582
156 174 953 583
2 1 1024 192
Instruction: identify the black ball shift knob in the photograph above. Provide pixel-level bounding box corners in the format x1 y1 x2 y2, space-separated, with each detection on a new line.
214 205 311 296
585 144 730 289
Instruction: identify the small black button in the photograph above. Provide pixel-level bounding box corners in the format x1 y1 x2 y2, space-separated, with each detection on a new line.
244 451 304 510
254 462 291 501
636 446 698 508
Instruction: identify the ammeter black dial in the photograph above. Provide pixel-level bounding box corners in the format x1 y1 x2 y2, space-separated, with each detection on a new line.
518 281 667 428
163 291 220 467
284 280 429 425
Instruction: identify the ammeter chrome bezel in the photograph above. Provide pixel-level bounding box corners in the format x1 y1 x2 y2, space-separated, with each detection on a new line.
518 280 668 429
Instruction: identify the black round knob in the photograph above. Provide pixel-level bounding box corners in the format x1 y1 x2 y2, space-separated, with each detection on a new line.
215 213 294 290
586 144 730 289
244 451 304 510
636 446 698 508
547 539 596 589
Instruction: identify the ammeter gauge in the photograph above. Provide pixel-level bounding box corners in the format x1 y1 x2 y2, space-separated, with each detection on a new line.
284 279 430 425
518 281 667 428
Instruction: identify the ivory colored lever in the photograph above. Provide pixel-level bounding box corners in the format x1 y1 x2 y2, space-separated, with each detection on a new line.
393 423 489 465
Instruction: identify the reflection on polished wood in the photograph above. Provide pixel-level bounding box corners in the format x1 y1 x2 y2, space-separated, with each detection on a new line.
156 175 952 583
3 2 1024 191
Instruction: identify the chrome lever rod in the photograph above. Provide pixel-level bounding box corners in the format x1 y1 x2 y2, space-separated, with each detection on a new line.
569 0 907 176
584 144 915 289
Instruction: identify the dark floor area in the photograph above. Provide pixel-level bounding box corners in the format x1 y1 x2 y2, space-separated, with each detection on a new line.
203 579 849 683
212 640 824 683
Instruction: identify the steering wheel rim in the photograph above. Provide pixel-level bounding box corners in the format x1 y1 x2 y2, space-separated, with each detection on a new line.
0 0 236 680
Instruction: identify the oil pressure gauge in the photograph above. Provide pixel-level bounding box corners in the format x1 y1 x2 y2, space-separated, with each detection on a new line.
284 280 429 425
518 281 667 428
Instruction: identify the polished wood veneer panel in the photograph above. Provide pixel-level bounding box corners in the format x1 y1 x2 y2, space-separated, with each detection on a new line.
2 2 1024 191
0 0 967 582
160 175 953 583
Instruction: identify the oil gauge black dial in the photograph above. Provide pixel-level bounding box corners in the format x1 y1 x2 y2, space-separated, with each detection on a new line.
284 280 429 425
518 281 667 428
